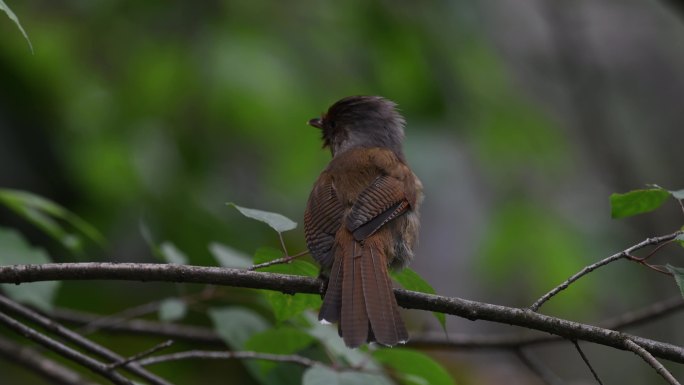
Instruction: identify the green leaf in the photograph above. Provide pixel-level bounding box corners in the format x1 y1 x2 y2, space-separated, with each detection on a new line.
0 229 59 311
209 242 251 268
208 307 269 348
392 268 445 331
0 189 106 251
158 298 187 322
159 241 188 264
209 307 280 385
244 327 315 373
263 291 321 324
372 348 456 385
0 0 33 53
228 202 297 233
677 232 684 248
610 189 670 219
666 264 684 299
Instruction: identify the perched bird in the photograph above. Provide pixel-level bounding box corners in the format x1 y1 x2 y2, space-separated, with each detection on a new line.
304 96 423 348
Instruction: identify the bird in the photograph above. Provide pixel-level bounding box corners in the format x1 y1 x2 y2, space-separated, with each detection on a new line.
304 95 423 348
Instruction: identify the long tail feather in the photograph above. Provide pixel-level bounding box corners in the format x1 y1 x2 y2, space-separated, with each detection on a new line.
319 249 343 324
340 234 368 348
361 239 407 346
319 230 407 348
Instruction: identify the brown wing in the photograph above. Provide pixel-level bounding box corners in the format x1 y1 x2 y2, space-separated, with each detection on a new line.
304 173 344 269
345 175 410 241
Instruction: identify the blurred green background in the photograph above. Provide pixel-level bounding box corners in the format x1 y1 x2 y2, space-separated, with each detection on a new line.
1 0 683 384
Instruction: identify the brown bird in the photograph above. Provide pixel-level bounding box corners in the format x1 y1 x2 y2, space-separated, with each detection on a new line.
304 96 423 348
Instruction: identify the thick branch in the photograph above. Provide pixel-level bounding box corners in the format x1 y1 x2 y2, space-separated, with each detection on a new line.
0 295 172 385
0 311 133 385
1 262 684 364
0 335 96 385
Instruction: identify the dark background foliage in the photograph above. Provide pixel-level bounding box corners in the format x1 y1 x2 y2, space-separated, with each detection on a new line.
1 0 683 383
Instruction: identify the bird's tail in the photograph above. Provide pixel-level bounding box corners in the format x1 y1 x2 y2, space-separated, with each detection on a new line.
318 230 408 348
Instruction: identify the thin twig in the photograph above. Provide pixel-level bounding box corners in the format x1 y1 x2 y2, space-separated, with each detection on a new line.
52 307 225 345
626 255 673 275
530 231 683 311
78 300 164 334
572 340 603 385
516 349 565 385
624 339 681 385
108 340 174 370
79 288 222 335
0 295 172 385
138 350 318 368
0 311 133 385
2 263 684 364
601 296 684 330
629 240 676 263
249 250 309 271
0 335 97 385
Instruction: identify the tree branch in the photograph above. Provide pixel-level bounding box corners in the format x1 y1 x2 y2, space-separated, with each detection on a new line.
1 262 684 365
107 340 174 370
412 295 684 350
0 311 133 385
0 335 97 385
624 339 681 385
572 340 604 385
0 295 172 385
51 307 224 346
137 350 318 368
530 231 682 311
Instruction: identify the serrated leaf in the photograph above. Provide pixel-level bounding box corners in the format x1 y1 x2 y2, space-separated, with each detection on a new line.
666 264 684 299
228 203 297 233
392 268 446 331
373 349 456 385
158 298 187 322
159 242 188 265
209 242 251 268
610 189 670 219
244 327 315 373
0 189 105 249
208 307 269 348
0 0 33 53
0 229 59 311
